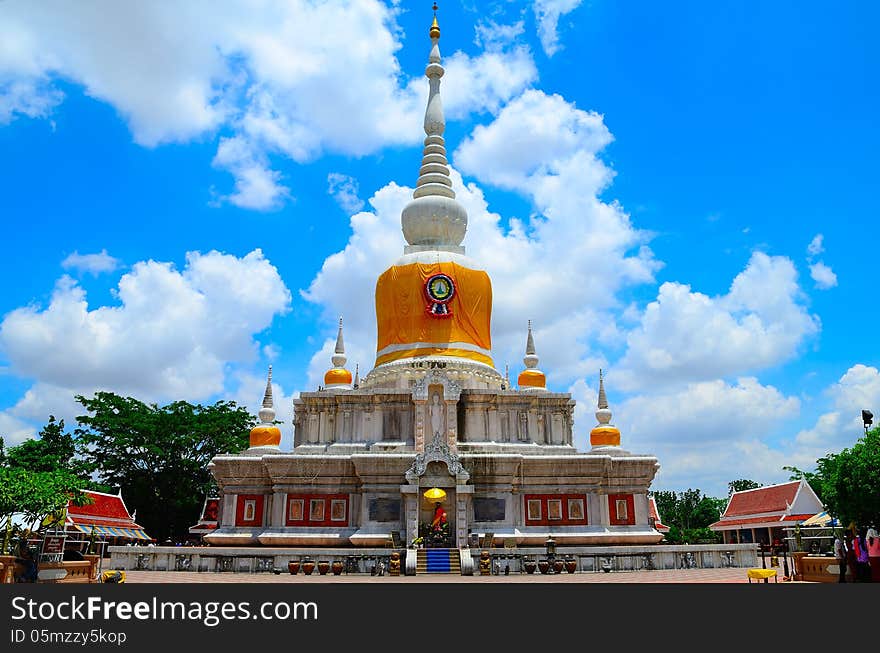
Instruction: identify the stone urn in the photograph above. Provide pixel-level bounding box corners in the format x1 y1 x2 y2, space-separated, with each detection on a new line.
565 559 577 574
538 560 550 574
479 550 491 576
302 560 315 576
287 560 300 575
317 561 330 575
524 559 537 574
388 552 401 577
331 561 344 576
553 560 565 574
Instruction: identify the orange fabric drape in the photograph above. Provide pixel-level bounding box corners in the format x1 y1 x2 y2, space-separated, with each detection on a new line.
374 261 493 365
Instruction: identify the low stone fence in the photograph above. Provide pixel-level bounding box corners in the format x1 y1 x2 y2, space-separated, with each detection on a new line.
480 544 758 573
109 547 400 575
110 543 758 575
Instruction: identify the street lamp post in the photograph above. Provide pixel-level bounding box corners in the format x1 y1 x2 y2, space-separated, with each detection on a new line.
862 409 873 436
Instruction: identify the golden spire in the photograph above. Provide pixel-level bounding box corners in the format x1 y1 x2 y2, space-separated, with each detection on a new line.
430 3 440 39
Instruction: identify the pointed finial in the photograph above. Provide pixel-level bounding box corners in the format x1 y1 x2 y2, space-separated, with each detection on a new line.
354 363 360 388
258 365 276 423
523 320 538 368
505 363 510 384
591 368 620 447
324 318 353 390
518 321 547 391
332 316 347 368
595 369 612 425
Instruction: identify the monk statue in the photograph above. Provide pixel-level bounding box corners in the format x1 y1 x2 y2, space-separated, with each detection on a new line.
431 502 447 529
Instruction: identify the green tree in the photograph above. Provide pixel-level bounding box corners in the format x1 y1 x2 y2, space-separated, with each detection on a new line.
5 416 95 483
0 418 93 554
811 428 880 530
728 479 762 496
0 466 89 554
73 392 255 543
649 489 725 543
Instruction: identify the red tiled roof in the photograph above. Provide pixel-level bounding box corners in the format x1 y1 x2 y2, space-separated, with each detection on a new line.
189 497 219 535
722 481 801 517
200 498 219 522
66 490 147 533
709 513 815 529
648 497 670 532
68 491 132 521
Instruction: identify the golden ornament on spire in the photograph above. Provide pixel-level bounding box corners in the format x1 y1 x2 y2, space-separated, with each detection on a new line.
430 3 440 39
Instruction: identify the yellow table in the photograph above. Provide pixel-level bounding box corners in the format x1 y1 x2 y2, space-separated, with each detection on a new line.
747 568 777 583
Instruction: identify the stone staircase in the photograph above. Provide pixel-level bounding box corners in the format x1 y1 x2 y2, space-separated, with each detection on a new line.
416 548 461 575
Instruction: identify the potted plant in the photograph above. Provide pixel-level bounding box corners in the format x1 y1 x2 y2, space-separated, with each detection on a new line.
524 558 537 574
552 559 564 574
538 560 550 574
317 560 330 575
331 560 344 575
564 558 577 573
287 560 300 575
302 558 315 575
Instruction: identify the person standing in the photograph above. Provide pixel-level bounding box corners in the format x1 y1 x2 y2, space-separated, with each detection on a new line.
866 527 880 583
854 528 871 582
834 532 848 583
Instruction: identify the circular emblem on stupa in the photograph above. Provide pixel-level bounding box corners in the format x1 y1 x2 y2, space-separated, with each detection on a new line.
425 274 455 316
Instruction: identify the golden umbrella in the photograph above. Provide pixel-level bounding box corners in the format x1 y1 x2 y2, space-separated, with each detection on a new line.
423 487 446 503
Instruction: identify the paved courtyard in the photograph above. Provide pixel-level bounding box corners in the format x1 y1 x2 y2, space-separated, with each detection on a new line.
121 566 802 583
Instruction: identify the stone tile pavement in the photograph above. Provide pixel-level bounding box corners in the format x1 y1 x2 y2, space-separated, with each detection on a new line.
120 565 805 583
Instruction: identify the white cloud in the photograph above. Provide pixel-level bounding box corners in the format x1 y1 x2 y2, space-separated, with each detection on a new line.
61 249 121 275
474 20 526 51
327 173 364 214
617 378 801 497
807 234 825 257
0 411 37 447
809 261 838 290
795 364 880 454
532 0 584 56
0 77 63 124
1 1 537 211
616 252 820 391
212 136 290 210
0 250 291 415
456 89 612 193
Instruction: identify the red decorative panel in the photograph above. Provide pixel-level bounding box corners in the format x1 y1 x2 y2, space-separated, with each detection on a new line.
523 494 588 526
608 494 635 525
286 494 349 527
235 494 265 527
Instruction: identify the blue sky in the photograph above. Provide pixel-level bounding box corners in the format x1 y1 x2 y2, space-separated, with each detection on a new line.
1 1 877 499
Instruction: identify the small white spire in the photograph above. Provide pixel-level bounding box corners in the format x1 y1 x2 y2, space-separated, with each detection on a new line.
354 363 360 388
523 320 539 369
331 316 347 368
596 369 612 425
505 363 510 386
258 365 275 425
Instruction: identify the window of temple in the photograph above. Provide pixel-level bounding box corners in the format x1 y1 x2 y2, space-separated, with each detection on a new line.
286 493 349 526
524 494 588 526
608 494 635 525
234 494 265 527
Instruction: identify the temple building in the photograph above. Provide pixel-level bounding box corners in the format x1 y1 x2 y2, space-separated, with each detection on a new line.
205 11 664 554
